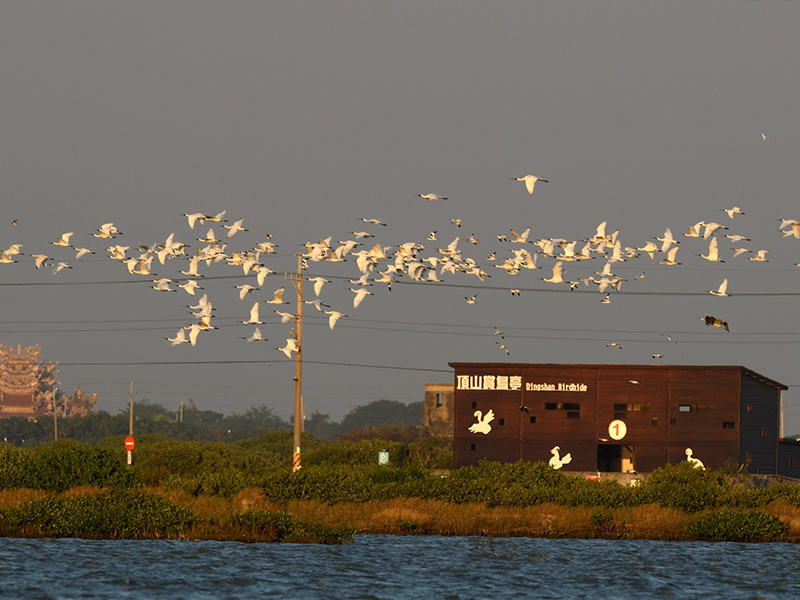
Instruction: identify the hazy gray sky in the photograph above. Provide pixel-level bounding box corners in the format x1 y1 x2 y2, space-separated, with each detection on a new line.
3 2 800 431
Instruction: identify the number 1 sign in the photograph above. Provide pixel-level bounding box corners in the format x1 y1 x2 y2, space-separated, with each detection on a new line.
608 419 627 440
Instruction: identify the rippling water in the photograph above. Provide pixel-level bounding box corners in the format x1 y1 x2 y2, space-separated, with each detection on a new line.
0 536 797 599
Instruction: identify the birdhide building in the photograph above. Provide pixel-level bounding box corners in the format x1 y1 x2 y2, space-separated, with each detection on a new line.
450 363 797 477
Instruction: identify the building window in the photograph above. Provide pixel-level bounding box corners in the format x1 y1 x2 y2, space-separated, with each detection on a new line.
470 443 476 451
746 452 752 461
651 418 658 426
545 402 580 411
436 393 444 408
529 416 536 423
790 459 795 468
722 422 736 429
762 428 768 438
670 418 677 425
499 418 505 426
747 403 753 412
471 401 477 409
678 405 691 412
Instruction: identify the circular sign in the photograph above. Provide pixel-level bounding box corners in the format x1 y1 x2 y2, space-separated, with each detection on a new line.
608 420 627 440
124 436 135 451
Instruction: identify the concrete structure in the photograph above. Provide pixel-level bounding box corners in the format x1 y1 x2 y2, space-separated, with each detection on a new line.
423 383 454 437
449 363 792 476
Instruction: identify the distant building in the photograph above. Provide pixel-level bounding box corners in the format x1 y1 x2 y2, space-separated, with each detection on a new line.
423 383 454 437
0 343 97 419
450 362 797 477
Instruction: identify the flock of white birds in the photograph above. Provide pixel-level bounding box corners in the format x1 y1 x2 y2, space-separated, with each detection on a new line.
2 174 799 364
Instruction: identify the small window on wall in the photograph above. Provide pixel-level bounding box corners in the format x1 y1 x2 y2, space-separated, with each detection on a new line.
678 405 691 413
670 418 677 426
651 418 658 426
722 422 736 429
530 416 536 423
471 401 477 409
790 459 795 468
762 428 768 438
470 443 476 451
436 393 445 408
747 403 753 412
499 418 505 426
746 452 752 461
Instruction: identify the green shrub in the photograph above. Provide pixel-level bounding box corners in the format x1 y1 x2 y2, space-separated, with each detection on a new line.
0 441 139 492
0 489 195 538
639 462 729 512
685 509 787 542
228 508 356 543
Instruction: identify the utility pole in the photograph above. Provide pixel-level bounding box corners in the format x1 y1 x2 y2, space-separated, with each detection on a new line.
52 389 58 442
286 254 304 470
128 382 134 466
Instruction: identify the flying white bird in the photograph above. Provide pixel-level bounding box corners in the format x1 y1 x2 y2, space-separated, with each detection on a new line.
708 278 730 297
307 277 330 297
542 261 565 284
224 218 247 238
703 222 728 239
265 287 288 304
242 302 263 325
277 338 299 358
236 284 257 300
509 228 532 243
243 327 267 342
324 310 347 330
178 279 202 296
167 329 189 346
51 262 72 275
417 193 448 201
725 234 750 243
722 206 745 219
152 278 177 292
684 221 706 238
510 175 549 194
749 249 769 262
32 254 51 269
700 237 724 262
93 223 121 238
274 310 295 324
52 232 74 247
351 287 373 308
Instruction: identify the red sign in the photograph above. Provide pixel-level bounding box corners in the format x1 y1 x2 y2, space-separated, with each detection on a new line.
124 436 135 451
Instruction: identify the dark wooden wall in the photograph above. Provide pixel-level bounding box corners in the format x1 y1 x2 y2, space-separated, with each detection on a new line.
452 363 783 473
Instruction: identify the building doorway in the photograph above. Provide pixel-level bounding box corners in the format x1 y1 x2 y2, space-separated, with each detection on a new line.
597 444 635 472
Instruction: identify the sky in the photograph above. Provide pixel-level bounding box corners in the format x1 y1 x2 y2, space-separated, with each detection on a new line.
2 2 800 432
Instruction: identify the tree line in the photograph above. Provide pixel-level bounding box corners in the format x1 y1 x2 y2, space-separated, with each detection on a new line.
0 398 424 447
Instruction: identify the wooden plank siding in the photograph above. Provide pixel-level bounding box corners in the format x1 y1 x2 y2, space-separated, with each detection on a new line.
740 373 782 475
451 363 787 474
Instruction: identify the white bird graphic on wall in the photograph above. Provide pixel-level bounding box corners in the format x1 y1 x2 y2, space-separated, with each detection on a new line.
685 448 705 470
549 446 572 470
468 409 494 434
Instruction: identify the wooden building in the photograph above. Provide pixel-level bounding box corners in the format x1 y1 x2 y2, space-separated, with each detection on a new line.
451 363 789 475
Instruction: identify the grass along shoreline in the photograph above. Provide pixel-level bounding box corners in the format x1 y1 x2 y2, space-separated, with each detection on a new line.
1 487 799 543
